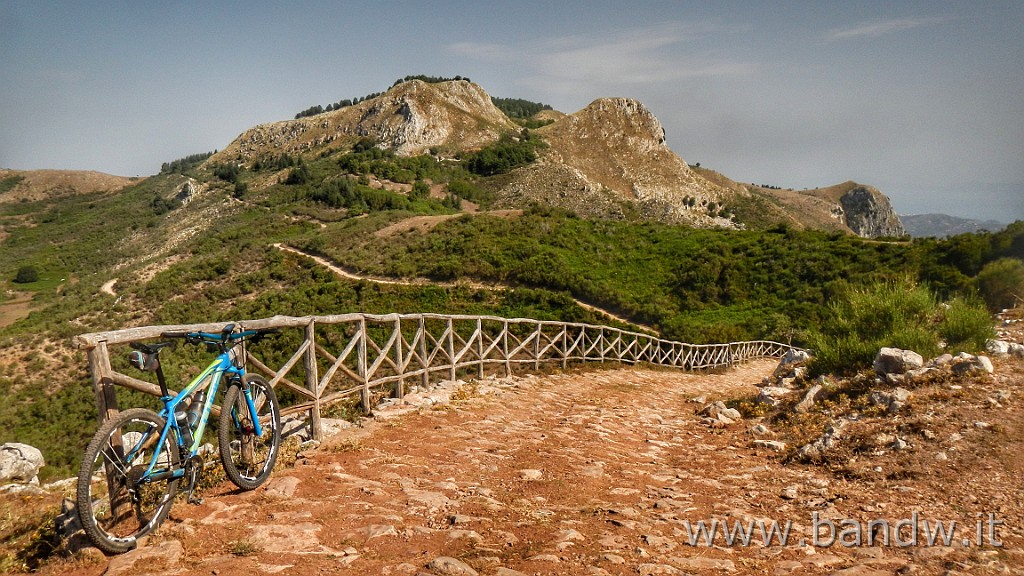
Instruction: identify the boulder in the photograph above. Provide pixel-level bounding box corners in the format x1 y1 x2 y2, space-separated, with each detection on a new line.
781 348 812 366
794 384 824 413
756 386 794 406
986 339 1012 356
873 348 924 375
952 353 994 376
796 421 847 461
0 443 44 485
868 387 912 414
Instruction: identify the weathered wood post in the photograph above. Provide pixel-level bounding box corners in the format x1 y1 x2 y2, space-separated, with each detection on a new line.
502 319 511 377
86 341 133 527
88 341 118 424
358 316 370 413
476 317 484 379
303 319 321 441
418 316 429 388
533 321 541 370
447 317 456 382
393 316 405 399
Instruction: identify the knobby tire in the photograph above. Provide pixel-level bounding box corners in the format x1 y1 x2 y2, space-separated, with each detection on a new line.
76 408 180 554
218 374 281 490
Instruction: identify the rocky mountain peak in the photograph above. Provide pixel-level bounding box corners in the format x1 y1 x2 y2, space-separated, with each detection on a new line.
499 98 735 227
562 97 668 149
838 184 906 238
215 80 515 163
210 81 905 237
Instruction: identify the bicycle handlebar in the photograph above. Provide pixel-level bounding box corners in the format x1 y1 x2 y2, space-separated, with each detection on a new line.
160 327 279 346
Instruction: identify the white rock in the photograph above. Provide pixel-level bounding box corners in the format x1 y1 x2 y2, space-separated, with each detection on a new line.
0 443 45 484
874 348 924 375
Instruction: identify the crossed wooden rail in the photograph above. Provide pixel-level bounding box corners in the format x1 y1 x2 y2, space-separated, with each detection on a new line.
73 313 795 440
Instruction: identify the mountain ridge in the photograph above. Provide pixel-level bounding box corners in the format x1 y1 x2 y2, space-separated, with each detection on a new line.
208 79 905 238
901 213 1007 237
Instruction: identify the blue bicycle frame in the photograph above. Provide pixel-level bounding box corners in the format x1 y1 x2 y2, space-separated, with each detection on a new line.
135 329 265 483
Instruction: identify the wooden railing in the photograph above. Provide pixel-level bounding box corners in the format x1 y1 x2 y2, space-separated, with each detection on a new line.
73 313 796 440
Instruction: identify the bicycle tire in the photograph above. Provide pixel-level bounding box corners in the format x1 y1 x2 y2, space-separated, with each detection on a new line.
218 374 281 490
76 408 180 554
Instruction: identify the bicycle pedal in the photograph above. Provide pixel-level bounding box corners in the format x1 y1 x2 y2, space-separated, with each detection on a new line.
187 494 205 505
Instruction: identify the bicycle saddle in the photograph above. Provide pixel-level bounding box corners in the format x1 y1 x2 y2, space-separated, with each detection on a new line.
130 341 176 354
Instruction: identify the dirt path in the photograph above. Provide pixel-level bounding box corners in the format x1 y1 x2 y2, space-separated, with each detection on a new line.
0 291 33 328
273 243 657 334
55 353 1024 576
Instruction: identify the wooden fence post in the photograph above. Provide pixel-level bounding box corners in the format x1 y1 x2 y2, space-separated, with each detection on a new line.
476 317 484 379
303 320 321 441
447 317 456 382
87 341 118 423
358 316 370 413
533 322 541 370
394 317 405 399
502 320 511 377
86 341 133 523
418 316 429 389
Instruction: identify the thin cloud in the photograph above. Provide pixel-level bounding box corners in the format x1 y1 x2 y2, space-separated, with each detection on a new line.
538 23 754 84
449 21 755 87
824 16 951 40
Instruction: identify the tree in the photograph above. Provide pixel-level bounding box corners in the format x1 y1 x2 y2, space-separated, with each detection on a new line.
410 180 430 200
14 265 39 284
976 258 1024 311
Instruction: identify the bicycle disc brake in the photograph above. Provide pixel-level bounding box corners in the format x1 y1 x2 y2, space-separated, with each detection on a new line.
184 455 205 505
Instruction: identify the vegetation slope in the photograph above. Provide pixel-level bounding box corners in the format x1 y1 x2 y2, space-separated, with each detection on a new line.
1 77 1022 484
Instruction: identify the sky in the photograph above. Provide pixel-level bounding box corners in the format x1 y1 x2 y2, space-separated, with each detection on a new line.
2 1 1022 222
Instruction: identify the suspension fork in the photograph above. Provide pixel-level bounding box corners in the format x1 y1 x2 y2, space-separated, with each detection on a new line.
235 377 265 438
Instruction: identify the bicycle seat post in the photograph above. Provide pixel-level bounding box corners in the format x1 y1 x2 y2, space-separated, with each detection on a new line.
155 357 169 397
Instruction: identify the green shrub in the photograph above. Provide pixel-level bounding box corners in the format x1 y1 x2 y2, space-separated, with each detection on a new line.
13 266 39 284
976 257 1024 311
938 297 994 352
806 277 991 376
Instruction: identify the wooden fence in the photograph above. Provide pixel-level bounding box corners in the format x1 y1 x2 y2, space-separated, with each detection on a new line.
73 313 796 440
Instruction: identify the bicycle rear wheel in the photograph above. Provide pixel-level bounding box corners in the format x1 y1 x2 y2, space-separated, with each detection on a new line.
76 408 180 554
218 374 281 490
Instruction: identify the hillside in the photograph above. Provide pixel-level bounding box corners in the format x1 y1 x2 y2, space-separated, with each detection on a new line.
209 79 904 237
0 77 1020 489
0 170 136 204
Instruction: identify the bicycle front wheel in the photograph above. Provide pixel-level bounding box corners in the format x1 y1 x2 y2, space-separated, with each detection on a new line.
218 374 281 490
76 408 180 554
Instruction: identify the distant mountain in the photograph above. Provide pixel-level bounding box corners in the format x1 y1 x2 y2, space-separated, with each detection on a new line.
210 79 905 238
0 169 136 203
900 213 1006 238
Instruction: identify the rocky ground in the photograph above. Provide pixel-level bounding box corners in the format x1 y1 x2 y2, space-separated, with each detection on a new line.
6 322 1024 576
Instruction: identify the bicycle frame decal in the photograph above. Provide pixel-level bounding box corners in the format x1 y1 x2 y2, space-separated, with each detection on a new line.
151 351 246 468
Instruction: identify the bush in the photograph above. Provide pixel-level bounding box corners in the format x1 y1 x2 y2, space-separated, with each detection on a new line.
806 277 991 376
13 266 39 284
976 257 1024 311
938 297 994 352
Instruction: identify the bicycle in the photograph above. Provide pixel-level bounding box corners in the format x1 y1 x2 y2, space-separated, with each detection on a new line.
76 324 282 554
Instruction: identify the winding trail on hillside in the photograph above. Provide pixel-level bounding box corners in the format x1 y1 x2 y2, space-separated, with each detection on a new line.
272 243 657 334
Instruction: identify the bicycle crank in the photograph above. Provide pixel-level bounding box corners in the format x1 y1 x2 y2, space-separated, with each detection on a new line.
184 454 205 505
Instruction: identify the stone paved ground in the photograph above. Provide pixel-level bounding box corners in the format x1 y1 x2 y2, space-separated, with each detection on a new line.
39 353 1024 575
